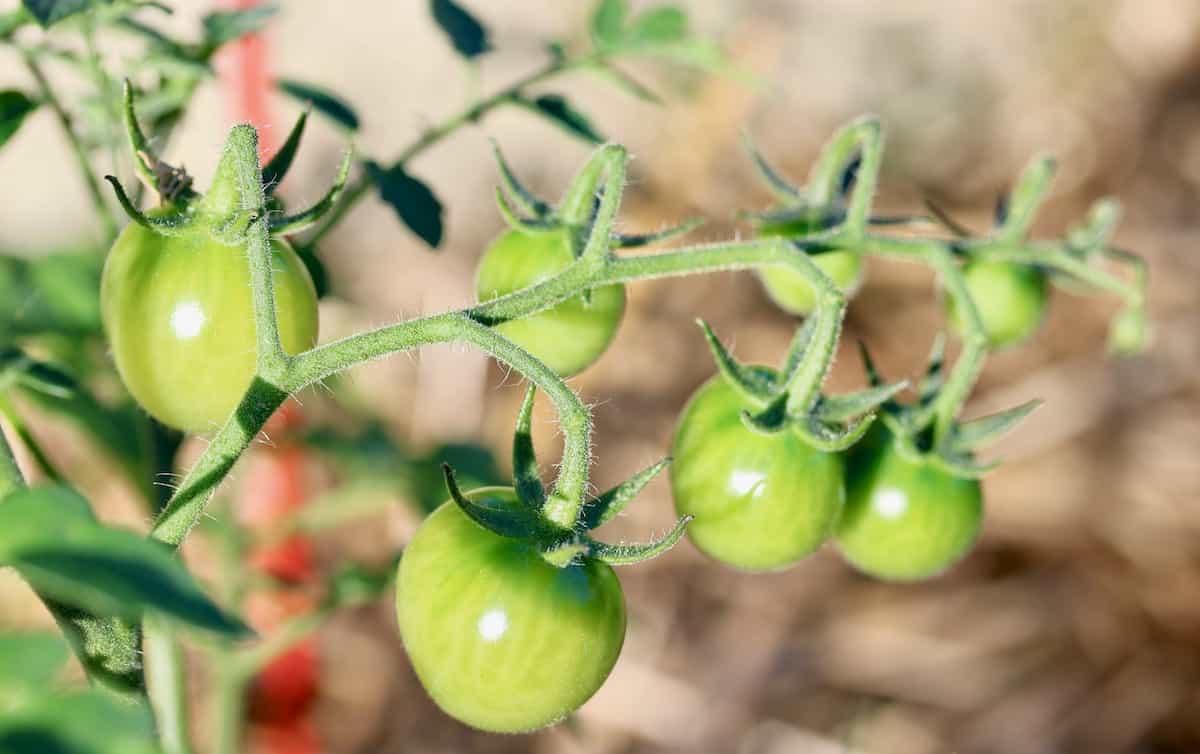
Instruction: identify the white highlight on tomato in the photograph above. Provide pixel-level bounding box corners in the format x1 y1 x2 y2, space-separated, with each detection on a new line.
873 488 908 519
477 609 508 642
170 301 206 339
729 469 766 498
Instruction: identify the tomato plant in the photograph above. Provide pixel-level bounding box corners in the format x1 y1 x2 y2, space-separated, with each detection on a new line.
0 0 1151 751
946 259 1047 348
477 228 625 376
396 488 626 733
102 221 318 434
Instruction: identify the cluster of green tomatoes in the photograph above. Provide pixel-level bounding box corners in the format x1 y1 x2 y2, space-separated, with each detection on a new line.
99 112 1056 734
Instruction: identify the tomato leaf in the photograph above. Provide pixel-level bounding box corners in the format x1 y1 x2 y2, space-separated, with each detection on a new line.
261 107 308 194
200 3 277 50
517 94 603 145
0 348 76 399
625 6 687 46
0 90 38 149
0 633 69 696
366 161 444 248
582 457 670 530
0 486 250 637
20 0 106 28
277 79 359 131
429 0 490 59
0 690 161 754
590 0 626 48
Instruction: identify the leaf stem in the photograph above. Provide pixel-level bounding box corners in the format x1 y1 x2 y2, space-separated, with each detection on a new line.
20 48 118 240
305 54 597 243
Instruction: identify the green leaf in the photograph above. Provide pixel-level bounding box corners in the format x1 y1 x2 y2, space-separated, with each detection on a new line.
626 6 687 45
365 161 444 248
0 486 249 637
277 79 359 131
0 9 33 38
0 348 77 399
0 690 160 754
200 3 277 49
21 0 106 28
430 0 490 59
590 0 626 47
0 91 38 149
518 94 603 144
261 107 308 194
0 633 69 695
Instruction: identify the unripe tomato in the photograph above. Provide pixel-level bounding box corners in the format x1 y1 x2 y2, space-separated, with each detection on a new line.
946 259 1047 348
836 428 982 581
670 374 845 571
476 228 625 376
395 488 626 733
756 218 864 316
101 217 318 434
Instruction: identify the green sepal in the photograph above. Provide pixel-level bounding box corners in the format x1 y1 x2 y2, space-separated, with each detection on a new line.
917 334 947 407
511 385 545 509
442 464 563 540
103 175 189 237
794 412 875 452
612 216 704 248
740 391 788 435
490 139 552 220
856 340 886 388
581 457 670 530
698 320 775 403
261 106 309 195
494 186 560 236
928 449 997 480
268 147 353 235
1067 197 1120 252
947 399 1041 454
740 205 844 234
741 131 802 203
814 381 908 423
122 79 157 192
775 315 818 392
586 515 692 566
539 539 589 568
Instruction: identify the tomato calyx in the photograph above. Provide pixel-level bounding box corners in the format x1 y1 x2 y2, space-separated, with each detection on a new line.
441 385 691 568
490 140 702 261
698 319 907 452
857 337 1042 479
109 82 351 246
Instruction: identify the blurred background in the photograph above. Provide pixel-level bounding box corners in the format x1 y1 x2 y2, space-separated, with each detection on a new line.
2 0 1199 752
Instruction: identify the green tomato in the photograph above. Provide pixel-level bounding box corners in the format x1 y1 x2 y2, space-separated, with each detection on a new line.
947 259 1047 348
395 488 626 733
836 428 982 581
756 218 864 316
476 228 625 376
670 374 845 571
101 216 318 434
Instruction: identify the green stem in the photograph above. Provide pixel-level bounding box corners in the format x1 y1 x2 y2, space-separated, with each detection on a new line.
0 395 62 482
144 617 195 754
0 422 23 498
306 55 595 244
21 49 118 240
210 660 246 754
